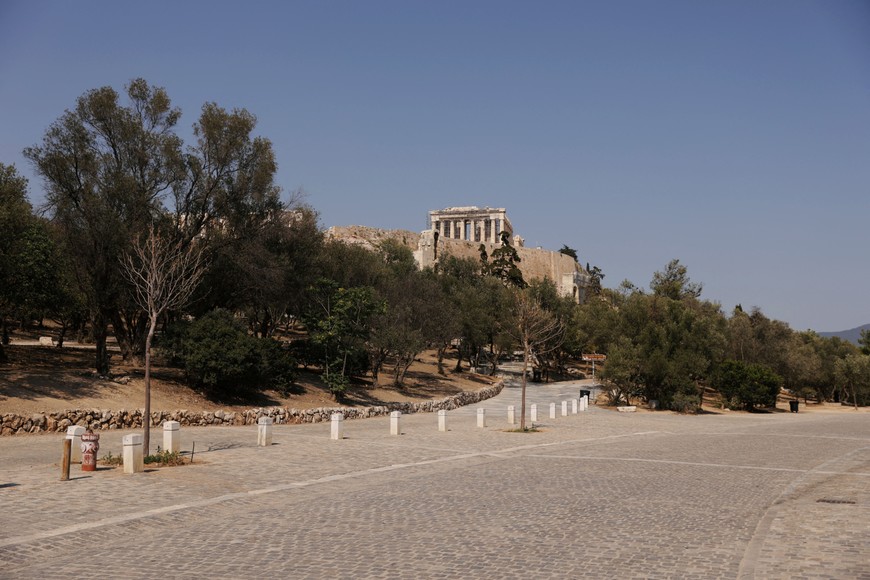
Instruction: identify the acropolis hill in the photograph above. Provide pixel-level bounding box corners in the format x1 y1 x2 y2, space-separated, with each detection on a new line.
327 206 591 303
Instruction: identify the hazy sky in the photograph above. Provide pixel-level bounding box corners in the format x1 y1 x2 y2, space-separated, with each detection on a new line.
1 1 868 332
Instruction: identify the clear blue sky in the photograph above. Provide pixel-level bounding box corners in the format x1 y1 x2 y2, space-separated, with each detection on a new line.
1 0 868 332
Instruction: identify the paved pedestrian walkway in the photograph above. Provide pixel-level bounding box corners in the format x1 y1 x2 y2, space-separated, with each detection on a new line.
1 378 867 579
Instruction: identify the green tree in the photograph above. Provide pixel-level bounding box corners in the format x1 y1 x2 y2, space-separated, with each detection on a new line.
432 255 480 373
713 360 783 410
586 263 605 296
558 245 578 261
303 280 384 399
570 292 620 357
25 79 281 374
650 259 702 300
816 335 858 401
781 331 822 402
202 204 322 337
25 80 183 372
600 337 643 406
369 246 454 386
480 231 526 289
858 329 870 356
0 164 76 355
0 163 33 353
607 264 726 408
835 353 870 409
528 278 577 378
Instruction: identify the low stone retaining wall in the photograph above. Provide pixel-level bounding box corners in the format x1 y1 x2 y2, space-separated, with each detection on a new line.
0 381 504 436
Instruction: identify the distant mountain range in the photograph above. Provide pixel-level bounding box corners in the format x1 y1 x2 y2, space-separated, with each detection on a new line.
819 323 870 345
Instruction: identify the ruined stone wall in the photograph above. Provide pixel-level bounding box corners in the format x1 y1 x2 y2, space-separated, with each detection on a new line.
0 381 504 436
326 225 420 253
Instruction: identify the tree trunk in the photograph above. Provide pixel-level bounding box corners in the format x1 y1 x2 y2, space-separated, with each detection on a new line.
143 315 156 456
93 312 110 375
113 310 147 363
436 344 447 375
520 339 529 430
56 321 66 348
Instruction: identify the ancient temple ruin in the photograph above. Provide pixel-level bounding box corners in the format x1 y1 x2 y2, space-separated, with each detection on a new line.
327 206 592 304
428 206 514 244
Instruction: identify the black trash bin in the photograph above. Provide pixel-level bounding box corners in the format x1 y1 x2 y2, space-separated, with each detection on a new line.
579 389 591 402
789 400 799 413
532 369 542 382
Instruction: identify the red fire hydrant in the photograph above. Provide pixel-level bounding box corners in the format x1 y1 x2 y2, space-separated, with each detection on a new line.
81 430 100 472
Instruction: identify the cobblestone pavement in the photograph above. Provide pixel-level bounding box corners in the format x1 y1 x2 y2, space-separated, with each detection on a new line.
1 379 868 579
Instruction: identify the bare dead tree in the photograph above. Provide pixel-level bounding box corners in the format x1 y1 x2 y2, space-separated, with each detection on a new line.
506 291 564 430
121 225 206 454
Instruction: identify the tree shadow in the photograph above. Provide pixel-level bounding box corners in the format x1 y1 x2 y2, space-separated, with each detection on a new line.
0 345 114 402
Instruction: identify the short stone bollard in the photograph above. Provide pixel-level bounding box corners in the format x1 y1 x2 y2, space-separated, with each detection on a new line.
572 399 578 414
477 408 486 428
66 425 85 463
163 421 180 453
390 411 401 435
549 402 556 419
581 395 588 411
561 400 568 416
531 404 538 422
257 416 273 447
438 409 448 432
330 413 344 440
80 430 100 472
507 405 516 425
123 433 144 474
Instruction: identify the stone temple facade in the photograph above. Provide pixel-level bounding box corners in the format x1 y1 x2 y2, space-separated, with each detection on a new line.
327 206 591 303
428 206 514 244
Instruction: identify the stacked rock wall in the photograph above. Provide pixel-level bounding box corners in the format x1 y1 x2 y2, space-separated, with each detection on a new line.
0 381 504 436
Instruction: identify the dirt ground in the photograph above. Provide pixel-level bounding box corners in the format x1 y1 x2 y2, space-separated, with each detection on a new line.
0 341 497 416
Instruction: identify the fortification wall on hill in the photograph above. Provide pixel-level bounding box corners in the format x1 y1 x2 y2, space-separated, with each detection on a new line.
329 225 589 302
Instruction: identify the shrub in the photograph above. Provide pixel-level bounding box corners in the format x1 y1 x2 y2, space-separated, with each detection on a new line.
255 336 298 396
669 392 700 414
163 310 296 399
713 360 782 411
145 450 185 466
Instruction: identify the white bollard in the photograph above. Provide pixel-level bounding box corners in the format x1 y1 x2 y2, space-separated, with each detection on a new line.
123 433 144 474
330 413 344 440
438 409 448 432
531 404 538 422
257 416 273 447
163 420 180 453
66 425 85 463
390 411 401 435
549 402 556 419
582 395 589 411
562 400 568 416
477 408 486 428
572 399 578 414
507 405 516 425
